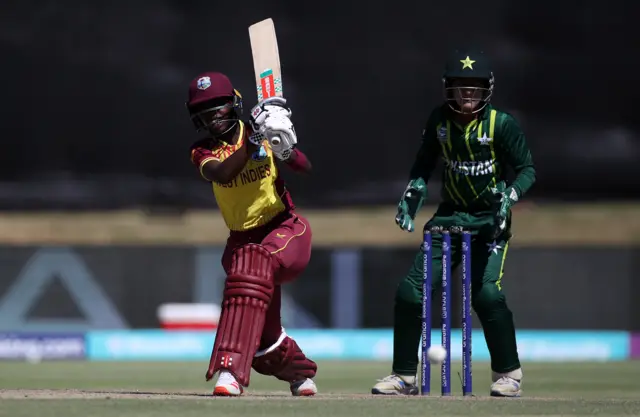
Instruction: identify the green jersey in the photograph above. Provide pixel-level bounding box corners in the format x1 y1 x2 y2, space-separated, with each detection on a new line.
409 104 536 212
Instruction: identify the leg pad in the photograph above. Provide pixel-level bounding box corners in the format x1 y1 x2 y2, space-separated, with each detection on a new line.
206 244 275 387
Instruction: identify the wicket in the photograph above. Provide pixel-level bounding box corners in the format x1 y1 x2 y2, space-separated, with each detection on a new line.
421 225 473 396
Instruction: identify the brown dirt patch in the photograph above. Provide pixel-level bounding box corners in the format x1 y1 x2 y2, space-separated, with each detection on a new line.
0 389 571 401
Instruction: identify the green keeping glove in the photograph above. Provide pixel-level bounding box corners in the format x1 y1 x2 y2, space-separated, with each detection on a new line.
395 178 427 233
490 181 519 239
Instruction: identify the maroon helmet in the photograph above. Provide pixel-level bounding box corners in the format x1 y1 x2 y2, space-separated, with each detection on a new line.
186 72 243 135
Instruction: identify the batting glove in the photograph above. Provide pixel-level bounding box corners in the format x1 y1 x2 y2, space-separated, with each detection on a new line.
261 114 297 160
249 97 291 131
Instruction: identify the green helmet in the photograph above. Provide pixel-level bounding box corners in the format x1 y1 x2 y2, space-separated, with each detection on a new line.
442 49 494 114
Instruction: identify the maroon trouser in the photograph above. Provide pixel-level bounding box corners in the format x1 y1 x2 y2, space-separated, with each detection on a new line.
222 211 311 349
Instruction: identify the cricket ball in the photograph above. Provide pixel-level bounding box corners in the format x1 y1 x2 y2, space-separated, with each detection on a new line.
427 345 447 364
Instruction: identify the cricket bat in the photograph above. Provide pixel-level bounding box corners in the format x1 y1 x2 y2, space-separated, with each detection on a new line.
249 18 283 145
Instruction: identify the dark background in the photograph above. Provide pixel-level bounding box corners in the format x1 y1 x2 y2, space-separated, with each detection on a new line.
1 0 637 210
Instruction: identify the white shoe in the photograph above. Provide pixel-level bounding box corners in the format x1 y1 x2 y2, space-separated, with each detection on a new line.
371 374 419 395
490 368 522 397
290 378 317 396
213 370 243 396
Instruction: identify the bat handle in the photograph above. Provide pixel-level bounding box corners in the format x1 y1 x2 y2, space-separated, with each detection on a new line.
270 135 281 146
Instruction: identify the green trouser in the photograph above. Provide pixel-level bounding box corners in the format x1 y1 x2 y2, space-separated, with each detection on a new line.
393 204 521 375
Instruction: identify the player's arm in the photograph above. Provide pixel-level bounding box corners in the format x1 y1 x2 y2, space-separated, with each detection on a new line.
498 114 536 199
409 123 441 183
488 114 536 239
282 148 312 173
395 114 441 232
190 139 258 184
404 114 442 201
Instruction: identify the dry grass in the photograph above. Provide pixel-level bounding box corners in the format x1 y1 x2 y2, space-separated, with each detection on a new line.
0 202 638 246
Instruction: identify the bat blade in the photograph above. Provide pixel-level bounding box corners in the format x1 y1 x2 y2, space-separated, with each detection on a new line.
248 18 283 102
249 18 284 145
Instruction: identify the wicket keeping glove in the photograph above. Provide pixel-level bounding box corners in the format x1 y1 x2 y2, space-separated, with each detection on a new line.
395 178 427 233
490 181 518 239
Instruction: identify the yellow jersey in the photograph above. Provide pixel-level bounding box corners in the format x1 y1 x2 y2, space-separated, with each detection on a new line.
190 121 295 231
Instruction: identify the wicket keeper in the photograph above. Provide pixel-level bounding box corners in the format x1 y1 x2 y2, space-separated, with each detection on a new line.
372 50 536 397
187 72 317 396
